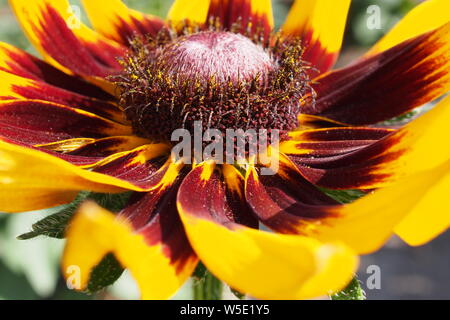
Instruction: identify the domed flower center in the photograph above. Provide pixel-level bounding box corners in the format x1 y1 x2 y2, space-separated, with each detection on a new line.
116 30 313 152
158 31 275 84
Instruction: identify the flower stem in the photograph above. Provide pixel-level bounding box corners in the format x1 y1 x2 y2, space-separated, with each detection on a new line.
193 270 223 300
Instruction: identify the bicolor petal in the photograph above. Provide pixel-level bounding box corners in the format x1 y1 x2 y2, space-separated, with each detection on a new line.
2 136 125 168
177 162 357 299
296 114 347 130
281 127 393 159
290 94 450 189
282 0 351 75
295 161 450 254
246 155 449 253
0 70 125 123
0 141 171 212
63 200 197 299
245 156 339 235
0 42 114 100
208 0 274 37
304 22 450 125
0 100 131 146
94 145 178 190
64 136 152 157
9 0 125 79
168 0 274 37
81 0 166 46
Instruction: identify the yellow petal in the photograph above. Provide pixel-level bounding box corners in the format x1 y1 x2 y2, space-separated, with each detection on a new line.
63 201 197 299
81 0 165 45
0 140 168 212
9 0 124 78
167 0 211 25
374 94 450 181
394 164 450 247
282 0 351 73
177 163 358 299
367 0 450 55
295 161 450 254
180 212 358 299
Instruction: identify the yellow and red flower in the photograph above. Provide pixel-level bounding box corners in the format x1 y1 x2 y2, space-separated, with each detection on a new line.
0 0 449 299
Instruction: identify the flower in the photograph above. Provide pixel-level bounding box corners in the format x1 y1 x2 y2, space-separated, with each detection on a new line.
0 0 449 300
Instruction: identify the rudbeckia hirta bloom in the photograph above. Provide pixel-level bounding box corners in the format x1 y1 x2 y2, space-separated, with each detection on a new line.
0 0 449 300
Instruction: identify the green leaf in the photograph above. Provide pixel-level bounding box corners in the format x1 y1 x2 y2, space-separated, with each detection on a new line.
320 188 366 204
15 192 132 293
193 263 223 300
331 277 366 300
89 192 133 213
87 253 124 294
17 192 90 240
18 192 132 240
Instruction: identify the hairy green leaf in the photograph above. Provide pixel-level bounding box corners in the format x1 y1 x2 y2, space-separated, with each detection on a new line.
87 253 124 294
18 192 132 240
331 277 366 300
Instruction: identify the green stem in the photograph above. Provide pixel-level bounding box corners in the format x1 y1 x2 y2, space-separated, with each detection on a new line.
193 270 223 300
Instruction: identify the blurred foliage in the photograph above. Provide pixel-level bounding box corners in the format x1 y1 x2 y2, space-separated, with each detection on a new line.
0 0 419 300
345 0 417 46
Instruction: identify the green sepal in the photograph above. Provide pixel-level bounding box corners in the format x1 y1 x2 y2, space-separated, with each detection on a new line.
18 192 132 240
86 253 124 294
17 192 91 240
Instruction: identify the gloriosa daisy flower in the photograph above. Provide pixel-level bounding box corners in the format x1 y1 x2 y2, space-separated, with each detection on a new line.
0 0 449 299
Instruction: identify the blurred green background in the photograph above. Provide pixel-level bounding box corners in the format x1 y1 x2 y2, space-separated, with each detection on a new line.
2 0 449 300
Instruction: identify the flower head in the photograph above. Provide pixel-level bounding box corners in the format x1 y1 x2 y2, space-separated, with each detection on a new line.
0 0 449 300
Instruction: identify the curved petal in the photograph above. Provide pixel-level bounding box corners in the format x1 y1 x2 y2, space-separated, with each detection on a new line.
81 0 166 46
0 141 171 212
93 146 178 190
367 0 450 56
177 162 358 299
282 0 351 75
245 156 339 235
303 22 450 125
35 138 96 153
0 42 114 100
247 154 449 254
9 0 126 79
0 70 126 123
0 100 131 146
291 94 450 190
299 161 450 254
393 163 450 246
168 0 274 37
63 200 197 300
0 136 109 167
63 136 152 157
